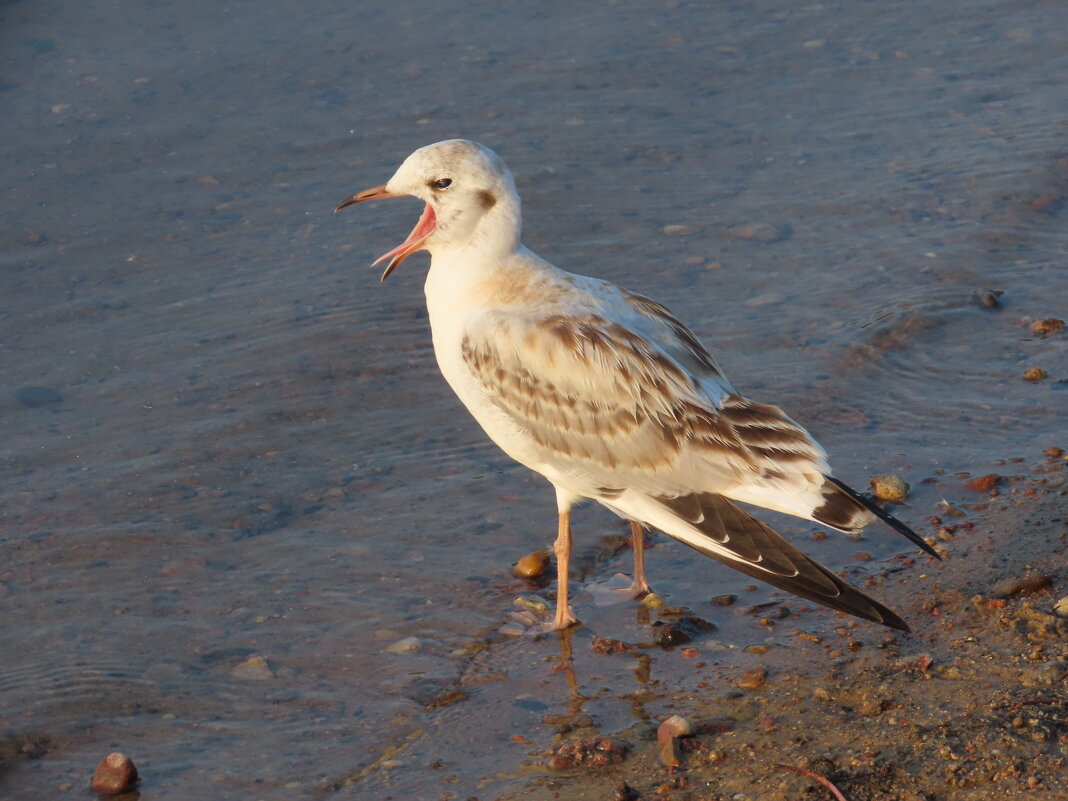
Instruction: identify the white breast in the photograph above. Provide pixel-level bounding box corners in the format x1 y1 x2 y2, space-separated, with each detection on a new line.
423 250 560 477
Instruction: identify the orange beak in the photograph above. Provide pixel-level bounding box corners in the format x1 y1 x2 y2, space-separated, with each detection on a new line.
334 184 437 282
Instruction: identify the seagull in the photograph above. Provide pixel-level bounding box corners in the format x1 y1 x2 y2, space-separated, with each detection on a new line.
335 139 938 633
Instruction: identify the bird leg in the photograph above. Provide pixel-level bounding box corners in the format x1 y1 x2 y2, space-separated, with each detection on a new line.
550 510 579 630
629 520 652 598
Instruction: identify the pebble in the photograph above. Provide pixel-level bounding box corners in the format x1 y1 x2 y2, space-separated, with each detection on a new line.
737 667 767 690
1030 317 1064 335
91 752 139 795
743 291 787 308
869 473 909 502
1043 446 1064 458
712 593 737 607
993 572 1053 598
1023 367 1048 381
546 736 631 770
662 224 695 236
641 591 665 609
513 550 550 578
1024 661 1067 687
727 222 789 242
1053 597 1068 618
974 289 1003 309
656 714 694 747
15 386 63 408
230 655 274 680
514 595 549 613
964 474 1001 493
657 715 693 767
936 499 965 518
653 615 715 648
385 637 423 654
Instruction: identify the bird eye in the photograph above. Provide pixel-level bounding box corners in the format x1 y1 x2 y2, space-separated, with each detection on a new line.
431 177 453 190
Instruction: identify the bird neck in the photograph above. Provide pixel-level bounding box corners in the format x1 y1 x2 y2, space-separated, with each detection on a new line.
430 192 522 264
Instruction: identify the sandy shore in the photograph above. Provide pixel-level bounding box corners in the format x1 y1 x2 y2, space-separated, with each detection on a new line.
487 454 1067 801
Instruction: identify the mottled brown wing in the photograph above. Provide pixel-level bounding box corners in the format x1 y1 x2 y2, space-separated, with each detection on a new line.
461 309 828 498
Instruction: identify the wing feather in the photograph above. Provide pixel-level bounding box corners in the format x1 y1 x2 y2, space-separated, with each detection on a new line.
461 301 829 505
621 491 909 630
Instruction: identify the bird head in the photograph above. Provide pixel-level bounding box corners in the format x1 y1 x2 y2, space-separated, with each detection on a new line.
335 139 520 280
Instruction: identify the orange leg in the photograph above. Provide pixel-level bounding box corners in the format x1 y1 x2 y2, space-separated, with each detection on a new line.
629 520 651 598
550 510 579 630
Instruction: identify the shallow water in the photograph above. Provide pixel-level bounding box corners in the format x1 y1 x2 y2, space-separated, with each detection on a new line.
2 0 1066 798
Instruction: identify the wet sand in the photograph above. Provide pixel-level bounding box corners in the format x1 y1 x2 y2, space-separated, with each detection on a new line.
328 454 1067 801
2 0 1066 799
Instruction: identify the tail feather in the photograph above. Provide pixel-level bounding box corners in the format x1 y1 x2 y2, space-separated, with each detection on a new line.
817 475 941 560
632 492 910 630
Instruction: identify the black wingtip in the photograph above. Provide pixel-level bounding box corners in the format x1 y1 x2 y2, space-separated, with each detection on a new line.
878 608 911 632
824 475 942 561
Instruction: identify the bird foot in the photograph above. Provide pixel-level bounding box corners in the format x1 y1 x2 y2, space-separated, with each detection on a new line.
628 580 652 600
499 606 579 637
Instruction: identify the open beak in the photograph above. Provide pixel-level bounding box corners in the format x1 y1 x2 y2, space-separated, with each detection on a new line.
334 184 437 281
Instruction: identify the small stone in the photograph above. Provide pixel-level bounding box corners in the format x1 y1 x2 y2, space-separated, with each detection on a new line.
15 386 63 408
743 291 787 308
513 550 550 579
869 473 909 502
1023 367 1048 381
591 635 635 655
1053 597 1068 618
1025 661 1067 687
385 637 422 654
613 781 641 801
663 224 695 236
641 591 665 609
712 593 737 607
653 615 715 647
1043 446 1064 458
974 289 1003 309
737 667 767 690
514 595 549 613
653 717 696 768
727 222 789 242
936 499 965 518
546 736 630 770
91 752 139 795
964 474 1001 493
1030 317 1064 335
993 572 1053 598
230 655 274 680
657 714 694 747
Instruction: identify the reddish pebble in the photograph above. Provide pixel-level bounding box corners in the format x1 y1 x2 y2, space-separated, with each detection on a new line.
964 474 1001 493
91 752 139 795
1030 317 1064 335
546 736 630 770
737 667 767 690
1043 446 1063 458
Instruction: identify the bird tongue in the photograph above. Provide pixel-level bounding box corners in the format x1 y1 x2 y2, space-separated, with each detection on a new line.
373 203 437 280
